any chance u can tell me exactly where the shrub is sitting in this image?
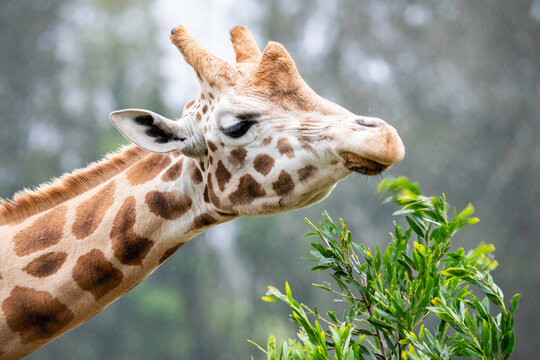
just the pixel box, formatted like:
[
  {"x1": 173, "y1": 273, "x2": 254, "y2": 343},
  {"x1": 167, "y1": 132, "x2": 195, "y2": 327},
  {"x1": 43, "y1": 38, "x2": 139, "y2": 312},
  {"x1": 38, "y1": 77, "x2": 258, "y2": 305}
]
[{"x1": 252, "y1": 177, "x2": 519, "y2": 360}]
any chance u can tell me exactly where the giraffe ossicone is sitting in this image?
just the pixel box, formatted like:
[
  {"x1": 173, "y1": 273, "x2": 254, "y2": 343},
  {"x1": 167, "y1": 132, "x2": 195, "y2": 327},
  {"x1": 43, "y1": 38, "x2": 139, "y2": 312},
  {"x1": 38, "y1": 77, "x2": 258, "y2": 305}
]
[{"x1": 0, "y1": 25, "x2": 404, "y2": 359}]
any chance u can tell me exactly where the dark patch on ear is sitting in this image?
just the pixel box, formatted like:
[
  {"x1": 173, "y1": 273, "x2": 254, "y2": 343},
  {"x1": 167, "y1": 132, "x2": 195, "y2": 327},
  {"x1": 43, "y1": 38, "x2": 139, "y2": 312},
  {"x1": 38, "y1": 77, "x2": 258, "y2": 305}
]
[
  {"x1": 134, "y1": 115, "x2": 153, "y2": 126},
  {"x1": 135, "y1": 115, "x2": 185, "y2": 144},
  {"x1": 1, "y1": 286, "x2": 74, "y2": 344}
]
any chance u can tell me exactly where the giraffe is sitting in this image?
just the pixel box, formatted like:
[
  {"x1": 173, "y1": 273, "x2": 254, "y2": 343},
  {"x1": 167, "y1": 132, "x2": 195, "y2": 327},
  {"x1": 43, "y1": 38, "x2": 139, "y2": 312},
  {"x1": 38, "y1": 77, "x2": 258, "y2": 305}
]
[{"x1": 0, "y1": 25, "x2": 404, "y2": 359}]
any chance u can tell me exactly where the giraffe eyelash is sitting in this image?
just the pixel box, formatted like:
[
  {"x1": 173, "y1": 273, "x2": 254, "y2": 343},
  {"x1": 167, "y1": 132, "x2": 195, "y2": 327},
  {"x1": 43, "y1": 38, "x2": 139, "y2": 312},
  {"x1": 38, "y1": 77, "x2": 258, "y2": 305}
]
[
  {"x1": 218, "y1": 111, "x2": 260, "y2": 138},
  {"x1": 222, "y1": 120, "x2": 256, "y2": 138}
]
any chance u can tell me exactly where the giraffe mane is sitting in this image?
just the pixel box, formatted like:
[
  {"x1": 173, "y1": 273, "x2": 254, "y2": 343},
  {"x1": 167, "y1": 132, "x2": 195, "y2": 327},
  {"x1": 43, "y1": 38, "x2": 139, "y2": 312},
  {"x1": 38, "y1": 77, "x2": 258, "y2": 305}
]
[{"x1": 0, "y1": 145, "x2": 148, "y2": 225}]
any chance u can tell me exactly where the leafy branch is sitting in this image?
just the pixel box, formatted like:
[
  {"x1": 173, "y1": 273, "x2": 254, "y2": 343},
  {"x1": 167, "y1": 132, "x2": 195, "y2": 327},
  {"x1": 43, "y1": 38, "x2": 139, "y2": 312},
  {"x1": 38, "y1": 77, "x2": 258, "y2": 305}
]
[{"x1": 251, "y1": 176, "x2": 519, "y2": 360}]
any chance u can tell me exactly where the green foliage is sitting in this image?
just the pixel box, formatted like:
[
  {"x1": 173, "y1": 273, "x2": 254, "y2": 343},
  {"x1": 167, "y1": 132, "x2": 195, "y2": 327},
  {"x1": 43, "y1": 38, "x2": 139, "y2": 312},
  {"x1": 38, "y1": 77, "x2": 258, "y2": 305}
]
[{"x1": 252, "y1": 177, "x2": 519, "y2": 360}]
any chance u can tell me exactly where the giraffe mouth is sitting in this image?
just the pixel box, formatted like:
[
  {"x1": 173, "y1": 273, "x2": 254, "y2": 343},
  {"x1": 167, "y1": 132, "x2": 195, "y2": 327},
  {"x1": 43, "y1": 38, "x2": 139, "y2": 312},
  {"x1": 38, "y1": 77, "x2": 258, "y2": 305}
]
[{"x1": 341, "y1": 152, "x2": 389, "y2": 176}]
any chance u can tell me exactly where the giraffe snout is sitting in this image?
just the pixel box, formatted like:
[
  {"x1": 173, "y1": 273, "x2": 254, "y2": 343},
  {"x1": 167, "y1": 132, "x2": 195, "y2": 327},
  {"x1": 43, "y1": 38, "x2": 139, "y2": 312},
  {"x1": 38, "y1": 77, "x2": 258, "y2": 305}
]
[
  {"x1": 337, "y1": 117, "x2": 405, "y2": 175},
  {"x1": 354, "y1": 117, "x2": 384, "y2": 129}
]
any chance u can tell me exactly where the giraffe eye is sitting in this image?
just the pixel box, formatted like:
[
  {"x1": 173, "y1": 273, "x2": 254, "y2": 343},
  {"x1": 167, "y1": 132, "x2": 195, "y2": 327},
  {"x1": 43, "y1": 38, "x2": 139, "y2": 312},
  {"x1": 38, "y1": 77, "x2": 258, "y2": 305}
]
[{"x1": 222, "y1": 120, "x2": 255, "y2": 138}]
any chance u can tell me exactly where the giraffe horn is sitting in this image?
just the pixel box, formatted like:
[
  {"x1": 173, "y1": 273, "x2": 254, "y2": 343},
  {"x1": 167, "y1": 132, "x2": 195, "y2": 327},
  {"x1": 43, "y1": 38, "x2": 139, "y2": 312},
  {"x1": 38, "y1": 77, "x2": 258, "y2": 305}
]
[
  {"x1": 254, "y1": 41, "x2": 302, "y2": 86},
  {"x1": 230, "y1": 25, "x2": 262, "y2": 64},
  {"x1": 170, "y1": 26, "x2": 235, "y2": 87}
]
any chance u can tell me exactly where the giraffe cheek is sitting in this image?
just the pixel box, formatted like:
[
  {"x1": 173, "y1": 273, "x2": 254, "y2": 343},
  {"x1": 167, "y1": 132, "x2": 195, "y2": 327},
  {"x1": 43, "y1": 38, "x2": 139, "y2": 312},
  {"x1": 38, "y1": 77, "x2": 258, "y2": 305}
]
[
  {"x1": 228, "y1": 174, "x2": 267, "y2": 206},
  {"x1": 272, "y1": 171, "x2": 295, "y2": 196}
]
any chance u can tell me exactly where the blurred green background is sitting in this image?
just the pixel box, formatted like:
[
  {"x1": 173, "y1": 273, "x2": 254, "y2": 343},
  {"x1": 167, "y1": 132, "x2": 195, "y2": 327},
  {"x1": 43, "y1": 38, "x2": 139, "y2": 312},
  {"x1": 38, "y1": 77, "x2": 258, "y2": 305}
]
[{"x1": 1, "y1": 0, "x2": 538, "y2": 358}]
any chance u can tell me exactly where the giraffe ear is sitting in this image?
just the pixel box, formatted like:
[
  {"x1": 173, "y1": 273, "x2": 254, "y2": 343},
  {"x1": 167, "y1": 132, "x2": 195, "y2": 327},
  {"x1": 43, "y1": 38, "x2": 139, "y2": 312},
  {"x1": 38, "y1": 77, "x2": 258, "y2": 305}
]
[{"x1": 110, "y1": 109, "x2": 187, "y2": 154}]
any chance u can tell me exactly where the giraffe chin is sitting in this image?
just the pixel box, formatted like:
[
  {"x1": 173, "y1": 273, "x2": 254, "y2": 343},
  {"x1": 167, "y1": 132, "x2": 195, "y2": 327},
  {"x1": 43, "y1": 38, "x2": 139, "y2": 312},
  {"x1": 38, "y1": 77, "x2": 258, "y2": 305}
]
[{"x1": 341, "y1": 153, "x2": 390, "y2": 176}]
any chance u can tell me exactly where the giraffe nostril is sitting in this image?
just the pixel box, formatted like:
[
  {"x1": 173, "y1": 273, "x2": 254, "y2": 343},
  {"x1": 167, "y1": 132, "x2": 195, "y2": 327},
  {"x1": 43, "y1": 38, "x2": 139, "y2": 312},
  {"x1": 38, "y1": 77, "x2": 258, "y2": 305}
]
[{"x1": 355, "y1": 118, "x2": 380, "y2": 128}]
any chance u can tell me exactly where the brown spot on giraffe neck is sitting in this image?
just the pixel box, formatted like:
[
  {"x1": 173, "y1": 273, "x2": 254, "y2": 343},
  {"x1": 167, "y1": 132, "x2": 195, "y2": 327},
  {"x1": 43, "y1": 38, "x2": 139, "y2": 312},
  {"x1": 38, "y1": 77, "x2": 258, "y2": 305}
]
[
  {"x1": 206, "y1": 174, "x2": 221, "y2": 208},
  {"x1": 215, "y1": 161, "x2": 232, "y2": 191},
  {"x1": 2, "y1": 286, "x2": 74, "y2": 344},
  {"x1": 72, "y1": 182, "x2": 116, "y2": 240},
  {"x1": 298, "y1": 136, "x2": 319, "y2": 157},
  {"x1": 23, "y1": 252, "x2": 67, "y2": 278},
  {"x1": 185, "y1": 99, "x2": 196, "y2": 109},
  {"x1": 13, "y1": 205, "x2": 67, "y2": 257},
  {"x1": 228, "y1": 147, "x2": 247, "y2": 166},
  {"x1": 110, "y1": 196, "x2": 154, "y2": 266},
  {"x1": 261, "y1": 136, "x2": 273, "y2": 146},
  {"x1": 277, "y1": 138, "x2": 295, "y2": 158},
  {"x1": 159, "y1": 243, "x2": 185, "y2": 264},
  {"x1": 72, "y1": 249, "x2": 124, "y2": 300},
  {"x1": 253, "y1": 154, "x2": 275, "y2": 176},
  {"x1": 126, "y1": 154, "x2": 172, "y2": 186},
  {"x1": 189, "y1": 213, "x2": 218, "y2": 232},
  {"x1": 188, "y1": 160, "x2": 203, "y2": 184},
  {"x1": 272, "y1": 170, "x2": 295, "y2": 196},
  {"x1": 229, "y1": 174, "x2": 266, "y2": 205},
  {"x1": 161, "y1": 158, "x2": 183, "y2": 182},
  {"x1": 298, "y1": 165, "x2": 318, "y2": 182},
  {"x1": 145, "y1": 191, "x2": 192, "y2": 220},
  {"x1": 207, "y1": 140, "x2": 218, "y2": 152}
]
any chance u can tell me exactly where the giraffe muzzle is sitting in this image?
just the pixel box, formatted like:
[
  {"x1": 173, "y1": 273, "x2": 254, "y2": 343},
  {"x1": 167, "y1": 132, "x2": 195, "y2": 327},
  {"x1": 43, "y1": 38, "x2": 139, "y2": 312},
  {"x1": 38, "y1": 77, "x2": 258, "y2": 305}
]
[{"x1": 341, "y1": 152, "x2": 390, "y2": 176}]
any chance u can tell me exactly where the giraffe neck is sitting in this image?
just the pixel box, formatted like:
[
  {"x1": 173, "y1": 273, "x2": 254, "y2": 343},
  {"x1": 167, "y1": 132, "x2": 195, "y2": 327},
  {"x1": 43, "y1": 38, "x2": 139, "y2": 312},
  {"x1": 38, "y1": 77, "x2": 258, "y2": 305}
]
[{"x1": 0, "y1": 150, "x2": 232, "y2": 359}]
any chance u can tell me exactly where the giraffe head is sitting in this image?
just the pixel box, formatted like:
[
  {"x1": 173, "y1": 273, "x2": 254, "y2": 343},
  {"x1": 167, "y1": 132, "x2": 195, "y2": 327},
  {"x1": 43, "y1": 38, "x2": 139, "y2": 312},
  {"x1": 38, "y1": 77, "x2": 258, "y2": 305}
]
[{"x1": 111, "y1": 25, "x2": 404, "y2": 216}]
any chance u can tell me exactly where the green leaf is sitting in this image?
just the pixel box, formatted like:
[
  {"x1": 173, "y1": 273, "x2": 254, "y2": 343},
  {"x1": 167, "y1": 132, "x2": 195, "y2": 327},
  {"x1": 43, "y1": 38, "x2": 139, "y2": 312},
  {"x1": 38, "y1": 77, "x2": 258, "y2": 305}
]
[
  {"x1": 501, "y1": 331, "x2": 515, "y2": 356},
  {"x1": 510, "y1": 293, "x2": 521, "y2": 312},
  {"x1": 441, "y1": 267, "x2": 471, "y2": 278},
  {"x1": 406, "y1": 216, "x2": 425, "y2": 239}
]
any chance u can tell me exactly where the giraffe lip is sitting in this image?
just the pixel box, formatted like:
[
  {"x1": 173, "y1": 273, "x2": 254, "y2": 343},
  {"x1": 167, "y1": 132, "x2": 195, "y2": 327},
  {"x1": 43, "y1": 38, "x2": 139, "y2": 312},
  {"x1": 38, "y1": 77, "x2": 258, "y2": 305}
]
[{"x1": 341, "y1": 152, "x2": 389, "y2": 176}]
